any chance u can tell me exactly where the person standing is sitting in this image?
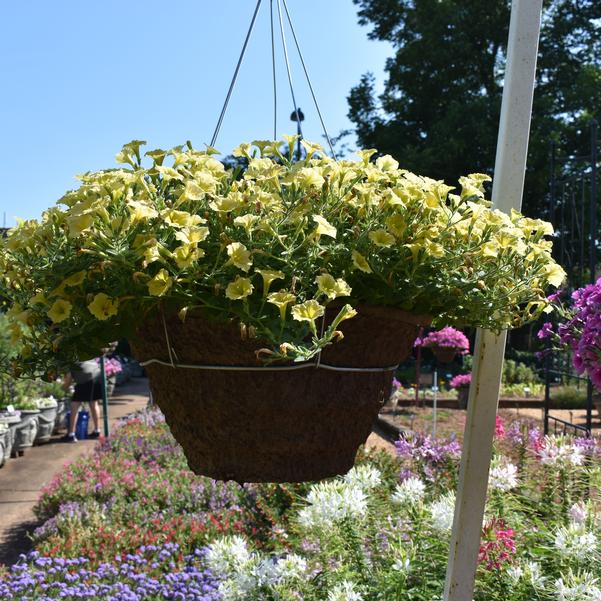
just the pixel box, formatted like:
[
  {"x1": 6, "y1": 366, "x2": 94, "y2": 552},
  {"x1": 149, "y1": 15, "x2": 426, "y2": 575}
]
[{"x1": 62, "y1": 359, "x2": 103, "y2": 442}]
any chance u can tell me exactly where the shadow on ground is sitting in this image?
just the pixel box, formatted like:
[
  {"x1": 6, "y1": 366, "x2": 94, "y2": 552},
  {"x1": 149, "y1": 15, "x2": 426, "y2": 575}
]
[{"x1": 0, "y1": 519, "x2": 39, "y2": 566}]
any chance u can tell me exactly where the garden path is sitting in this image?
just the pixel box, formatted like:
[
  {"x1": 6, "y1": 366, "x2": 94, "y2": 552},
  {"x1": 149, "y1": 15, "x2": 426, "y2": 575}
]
[{"x1": 0, "y1": 378, "x2": 150, "y2": 566}]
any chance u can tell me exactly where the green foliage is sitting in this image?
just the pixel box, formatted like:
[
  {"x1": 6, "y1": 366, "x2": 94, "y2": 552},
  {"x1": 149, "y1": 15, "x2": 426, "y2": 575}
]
[
  {"x1": 549, "y1": 385, "x2": 588, "y2": 409},
  {"x1": 348, "y1": 0, "x2": 601, "y2": 218}
]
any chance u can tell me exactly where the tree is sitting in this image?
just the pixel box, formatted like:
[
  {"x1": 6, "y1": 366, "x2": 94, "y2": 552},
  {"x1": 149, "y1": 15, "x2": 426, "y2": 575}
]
[{"x1": 348, "y1": 0, "x2": 601, "y2": 217}]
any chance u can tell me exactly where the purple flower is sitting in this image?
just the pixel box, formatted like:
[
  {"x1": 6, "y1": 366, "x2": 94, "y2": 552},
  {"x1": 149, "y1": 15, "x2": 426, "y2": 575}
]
[{"x1": 537, "y1": 322, "x2": 553, "y2": 340}]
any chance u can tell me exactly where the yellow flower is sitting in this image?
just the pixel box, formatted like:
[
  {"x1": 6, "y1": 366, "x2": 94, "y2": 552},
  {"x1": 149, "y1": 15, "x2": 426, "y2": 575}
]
[
  {"x1": 352, "y1": 250, "x2": 372, "y2": 273},
  {"x1": 148, "y1": 269, "x2": 173, "y2": 297},
  {"x1": 267, "y1": 290, "x2": 296, "y2": 320},
  {"x1": 375, "y1": 155, "x2": 399, "y2": 172},
  {"x1": 128, "y1": 200, "x2": 158, "y2": 222},
  {"x1": 234, "y1": 214, "x2": 260, "y2": 234},
  {"x1": 47, "y1": 299, "x2": 72, "y2": 323},
  {"x1": 143, "y1": 244, "x2": 162, "y2": 266},
  {"x1": 175, "y1": 226, "x2": 209, "y2": 245},
  {"x1": 87, "y1": 293, "x2": 119, "y2": 320},
  {"x1": 162, "y1": 209, "x2": 204, "y2": 228},
  {"x1": 291, "y1": 300, "x2": 325, "y2": 325},
  {"x1": 369, "y1": 229, "x2": 395, "y2": 247},
  {"x1": 545, "y1": 263, "x2": 567, "y2": 288},
  {"x1": 66, "y1": 213, "x2": 94, "y2": 237},
  {"x1": 174, "y1": 244, "x2": 205, "y2": 269},
  {"x1": 296, "y1": 167, "x2": 325, "y2": 189},
  {"x1": 30, "y1": 291, "x2": 47, "y2": 305},
  {"x1": 227, "y1": 242, "x2": 252, "y2": 272},
  {"x1": 315, "y1": 273, "x2": 352, "y2": 299},
  {"x1": 225, "y1": 276, "x2": 254, "y2": 300},
  {"x1": 63, "y1": 271, "x2": 86, "y2": 287},
  {"x1": 256, "y1": 269, "x2": 284, "y2": 297},
  {"x1": 209, "y1": 193, "x2": 245, "y2": 213},
  {"x1": 386, "y1": 214, "x2": 406, "y2": 237},
  {"x1": 312, "y1": 215, "x2": 337, "y2": 239}
]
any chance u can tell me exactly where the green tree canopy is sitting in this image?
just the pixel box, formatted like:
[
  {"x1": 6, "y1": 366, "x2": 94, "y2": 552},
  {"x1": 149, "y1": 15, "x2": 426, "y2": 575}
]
[{"x1": 348, "y1": 0, "x2": 600, "y2": 216}]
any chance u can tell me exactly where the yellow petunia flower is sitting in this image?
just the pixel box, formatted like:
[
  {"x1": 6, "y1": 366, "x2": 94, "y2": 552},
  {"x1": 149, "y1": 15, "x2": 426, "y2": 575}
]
[
  {"x1": 47, "y1": 299, "x2": 72, "y2": 323},
  {"x1": 315, "y1": 273, "x2": 352, "y2": 299},
  {"x1": 545, "y1": 263, "x2": 567, "y2": 288},
  {"x1": 291, "y1": 300, "x2": 325, "y2": 325},
  {"x1": 128, "y1": 200, "x2": 158, "y2": 222},
  {"x1": 174, "y1": 244, "x2": 205, "y2": 269},
  {"x1": 87, "y1": 293, "x2": 119, "y2": 321},
  {"x1": 352, "y1": 250, "x2": 372, "y2": 274},
  {"x1": 63, "y1": 271, "x2": 86, "y2": 287},
  {"x1": 369, "y1": 230, "x2": 396, "y2": 248},
  {"x1": 162, "y1": 209, "x2": 204, "y2": 229},
  {"x1": 66, "y1": 213, "x2": 94, "y2": 237},
  {"x1": 148, "y1": 269, "x2": 173, "y2": 297},
  {"x1": 225, "y1": 276, "x2": 254, "y2": 301},
  {"x1": 175, "y1": 226, "x2": 209, "y2": 246},
  {"x1": 312, "y1": 215, "x2": 337, "y2": 239},
  {"x1": 234, "y1": 214, "x2": 260, "y2": 234},
  {"x1": 375, "y1": 155, "x2": 399, "y2": 172},
  {"x1": 226, "y1": 242, "x2": 252, "y2": 272},
  {"x1": 256, "y1": 269, "x2": 284, "y2": 297},
  {"x1": 267, "y1": 290, "x2": 296, "y2": 321}
]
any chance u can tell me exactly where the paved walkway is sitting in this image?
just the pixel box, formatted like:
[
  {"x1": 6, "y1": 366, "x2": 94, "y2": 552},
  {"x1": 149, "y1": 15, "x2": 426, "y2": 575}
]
[{"x1": 0, "y1": 377, "x2": 150, "y2": 566}]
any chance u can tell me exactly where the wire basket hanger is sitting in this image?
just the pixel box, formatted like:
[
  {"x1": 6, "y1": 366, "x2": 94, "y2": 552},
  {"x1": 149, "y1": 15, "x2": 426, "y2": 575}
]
[{"x1": 210, "y1": 0, "x2": 337, "y2": 159}]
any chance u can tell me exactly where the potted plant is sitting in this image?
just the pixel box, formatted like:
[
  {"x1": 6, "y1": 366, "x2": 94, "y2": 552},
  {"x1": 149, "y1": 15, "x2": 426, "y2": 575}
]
[
  {"x1": 0, "y1": 421, "x2": 10, "y2": 467},
  {"x1": 10, "y1": 399, "x2": 40, "y2": 456},
  {"x1": 0, "y1": 408, "x2": 20, "y2": 461},
  {"x1": 540, "y1": 281, "x2": 601, "y2": 419},
  {"x1": 33, "y1": 396, "x2": 59, "y2": 443},
  {"x1": 97, "y1": 357, "x2": 123, "y2": 397},
  {"x1": 417, "y1": 326, "x2": 470, "y2": 363},
  {"x1": 450, "y1": 373, "x2": 472, "y2": 409},
  {"x1": 0, "y1": 138, "x2": 565, "y2": 481}
]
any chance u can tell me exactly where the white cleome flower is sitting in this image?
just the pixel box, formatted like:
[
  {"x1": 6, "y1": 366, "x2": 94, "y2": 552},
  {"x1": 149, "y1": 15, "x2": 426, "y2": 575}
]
[
  {"x1": 488, "y1": 462, "x2": 518, "y2": 492},
  {"x1": 327, "y1": 580, "x2": 364, "y2": 601},
  {"x1": 298, "y1": 481, "x2": 367, "y2": 530},
  {"x1": 343, "y1": 464, "x2": 382, "y2": 491},
  {"x1": 391, "y1": 477, "x2": 426, "y2": 506},
  {"x1": 206, "y1": 535, "x2": 251, "y2": 576},
  {"x1": 539, "y1": 437, "x2": 585, "y2": 467},
  {"x1": 554, "y1": 524, "x2": 598, "y2": 561},
  {"x1": 429, "y1": 493, "x2": 456, "y2": 534},
  {"x1": 525, "y1": 561, "x2": 547, "y2": 589},
  {"x1": 569, "y1": 501, "x2": 588, "y2": 526},
  {"x1": 555, "y1": 572, "x2": 601, "y2": 601},
  {"x1": 273, "y1": 553, "x2": 307, "y2": 581}
]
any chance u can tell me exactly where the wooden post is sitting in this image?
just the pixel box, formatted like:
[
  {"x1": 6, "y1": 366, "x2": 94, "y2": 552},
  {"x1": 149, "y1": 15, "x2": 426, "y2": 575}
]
[{"x1": 443, "y1": 1, "x2": 543, "y2": 599}]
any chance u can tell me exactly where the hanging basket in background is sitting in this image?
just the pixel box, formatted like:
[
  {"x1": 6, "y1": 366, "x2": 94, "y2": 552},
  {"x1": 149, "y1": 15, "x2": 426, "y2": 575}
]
[
  {"x1": 431, "y1": 346, "x2": 459, "y2": 364},
  {"x1": 132, "y1": 305, "x2": 430, "y2": 483}
]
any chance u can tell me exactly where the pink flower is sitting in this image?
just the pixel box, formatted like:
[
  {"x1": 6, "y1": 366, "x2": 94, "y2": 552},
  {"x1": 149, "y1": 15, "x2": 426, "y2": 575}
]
[{"x1": 495, "y1": 416, "x2": 505, "y2": 439}]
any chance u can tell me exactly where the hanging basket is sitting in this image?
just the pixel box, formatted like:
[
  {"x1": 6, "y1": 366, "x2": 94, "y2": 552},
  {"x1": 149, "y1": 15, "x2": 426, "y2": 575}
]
[
  {"x1": 431, "y1": 346, "x2": 459, "y2": 363},
  {"x1": 131, "y1": 305, "x2": 430, "y2": 483}
]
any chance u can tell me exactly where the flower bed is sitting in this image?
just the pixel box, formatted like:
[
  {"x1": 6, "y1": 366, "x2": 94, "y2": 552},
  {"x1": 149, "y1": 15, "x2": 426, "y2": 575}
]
[{"x1": 1, "y1": 410, "x2": 600, "y2": 600}]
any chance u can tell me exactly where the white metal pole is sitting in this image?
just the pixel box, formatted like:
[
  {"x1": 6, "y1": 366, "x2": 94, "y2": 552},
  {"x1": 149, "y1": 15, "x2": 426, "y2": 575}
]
[{"x1": 443, "y1": 2, "x2": 543, "y2": 600}]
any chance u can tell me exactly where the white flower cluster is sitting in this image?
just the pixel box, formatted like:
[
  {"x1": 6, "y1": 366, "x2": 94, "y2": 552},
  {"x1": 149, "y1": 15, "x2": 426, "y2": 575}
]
[
  {"x1": 206, "y1": 536, "x2": 307, "y2": 600},
  {"x1": 555, "y1": 571, "x2": 601, "y2": 601},
  {"x1": 488, "y1": 461, "x2": 518, "y2": 492},
  {"x1": 429, "y1": 493, "x2": 456, "y2": 533},
  {"x1": 507, "y1": 561, "x2": 546, "y2": 589},
  {"x1": 539, "y1": 436, "x2": 585, "y2": 467},
  {"x1": 327, "y1": 580, "x2": 364, "y2": 601},
  {"x1": 391, "y1": 476, "x2": 426, "y2": 506},
  {"x1": 569, "y1": 502, "x2": 588, "y2": 526},
  {"x1": 298, "y1": 480, "x2": 368, "y2": 530},
  {"x1": 554, "y1": 524, "x2": 598, "y2": 562},
  {"x1": 343, "y1": 465, "x2": 382, "y2": 491}
]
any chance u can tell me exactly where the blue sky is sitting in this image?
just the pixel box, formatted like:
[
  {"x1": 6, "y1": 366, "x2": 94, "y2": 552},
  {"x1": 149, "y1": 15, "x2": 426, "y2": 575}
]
[{"x1": 0, "y1": 1, "x2": 392, "y2": 226}]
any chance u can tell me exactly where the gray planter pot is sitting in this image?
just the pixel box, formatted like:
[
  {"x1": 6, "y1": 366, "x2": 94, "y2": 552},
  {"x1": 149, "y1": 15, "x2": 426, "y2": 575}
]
[
  {"x1": 35, "y1": 406, "x2": 59, "y2": 444},
  {"x1": 12, "y1": 410, "x2": 40, "y2": 457},
  {"x1": 53, "y1": 399, "x2": 70, "y2": 434},
  {"x1": 0, "y1": 427, "x2": 10, "y2": 467},
  {"x1": 0, "y1": 414, "x2": 20, "y2": 461}
]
